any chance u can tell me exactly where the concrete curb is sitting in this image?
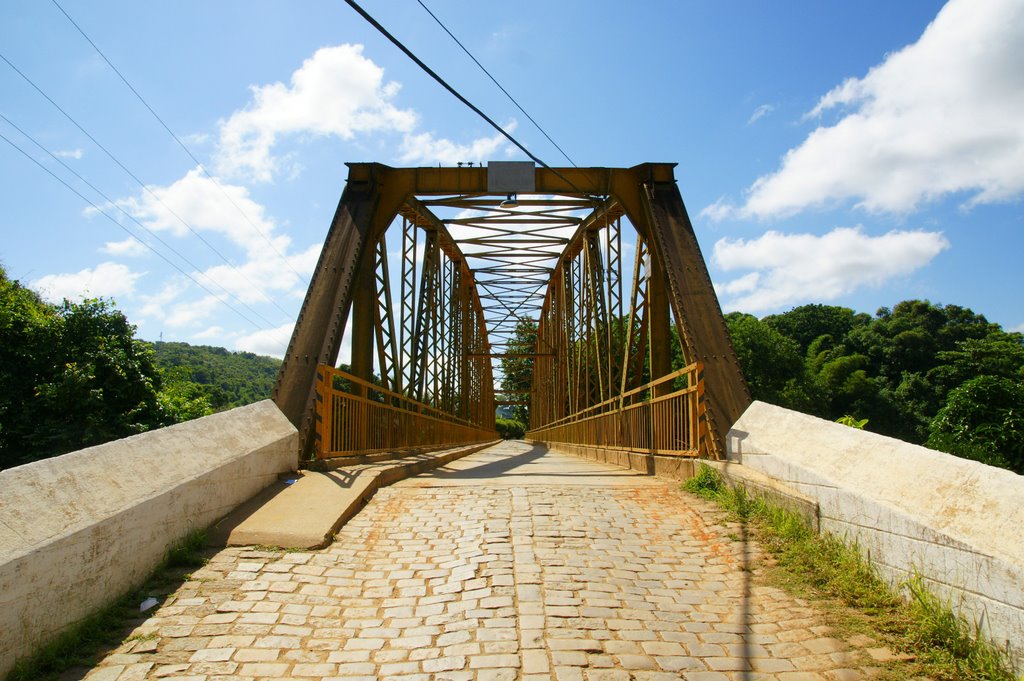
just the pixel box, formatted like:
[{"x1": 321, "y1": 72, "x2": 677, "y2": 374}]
[
  {"x1": 222, "y1": 440, "x2": 501, "y2": 549},
  {"x1": 701, "y1": 459, "x2": 820, "y2": 532},
  {"x1": 531, "y1": 441, "x2": 819, "y2": 530}
]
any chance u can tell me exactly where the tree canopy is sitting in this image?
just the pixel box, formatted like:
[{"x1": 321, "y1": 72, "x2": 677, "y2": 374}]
[
  {"x1": 151, "y1": 341, "x2": 280, "y2": 410},
  {"x1": 498, "y1": 319, "x2": 537, "y2": 431},
  {"x1": 728, "y1": 301, "x2": 1024, "y2": 474},
  {"x1": 5, "y1": 257, "x2": 1021, "y2": 477},
  {"x1": 0, "y1": 266, "x2": 281, "y2": 470},
  {"x1": 1, "y1": 267, "x2": 171, "y2": 469}
]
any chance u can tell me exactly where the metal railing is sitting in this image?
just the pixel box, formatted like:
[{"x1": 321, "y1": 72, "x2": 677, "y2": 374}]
[
  {"x1": 314, "y1": 365, "x2": 497, "y2": 459},
  {"x1": 527, "y1": 362, "x2": 705, "y2": 455}
]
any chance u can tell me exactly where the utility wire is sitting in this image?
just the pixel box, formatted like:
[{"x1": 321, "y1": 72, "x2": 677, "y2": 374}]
[
  {"x1": 0, "y1": 50, "x2": 295, "y2": 321},
  {"x1": 343, "y1": 0, "x2": 594, "y2": 199},
  {"x1": 415, "y1": 0, "x2": 577, "y2": 168},
  {"x1": 49, "y1": 0, "x2": 305, "y2": 281},
  {"x1": 0, "y1": 128, "x2": 266, "y2": 330},
  {"x1": 0, "y1": 111, "x2": 282, "y2": 330}
]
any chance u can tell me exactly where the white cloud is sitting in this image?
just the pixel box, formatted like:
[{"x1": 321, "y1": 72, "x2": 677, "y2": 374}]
[
  {"x1": 713, "y1": 226, "x2": 949, "y2": 313},
  {"x1": 164, "y1": 295, "x2": 222, "y2": 328},
  {"x1": 113, "y1": 168, "x2": 319, "y2": 307},
  {"x1": 100, "y1": 238, "x2": 148, "y2": 257},
  {"x1": 399, "y1": 126, "x2": 511, "y2": 166},
  {"x1": 1011, "y1": 322, "x2": 1024, "y2": 334},
  {"x1": 31, "y1": 262, "x2": 143, "y2": 303},
  {"x1": 747, "y1": 104, "x2": 774, "y2": 125},
  {"x1": 54, "y1": 148, "x2": 83, "y2": 159},
  {"x1": 216, "y1": 44, "x2": 416, "y2": 181},
  {"x1": 116, "y1": 167, "x2": 281, "y2": 253},
  {"x1": 138, "y1": 279, "x2": 188, "y2": 320},
  {"x1": 699, "y1": 197, "x2": 735, "y2": 222},
  {"x1": 714, "y1": 271, "x2": 760, "y2": 297},
  {"x1": 183, "y1": 133, "x2": 210, "y2": 146},
  {"x1": 717, "y1": 0, "x2": 1024, "y2": 219},
  {"x1": 192, "y1": 325, "x2": 225, "y2": 340},
  {"x1": 235, "y1": 323, "x2": 294, "y2": 359}
]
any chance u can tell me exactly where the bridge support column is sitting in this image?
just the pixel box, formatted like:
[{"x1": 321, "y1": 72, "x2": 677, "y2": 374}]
[
  {"x1": 648, "y1": 255, "x2": 674, "y2": 399},
  {"x1": 350, "y1": 262, "x2": 376, "y2": 394},
  {"x1": 273, "y1": 165, "x2": 405, "y2": 457},
  {"x1": 622, "y1": 164, "x2": 750, "y2": 455}
]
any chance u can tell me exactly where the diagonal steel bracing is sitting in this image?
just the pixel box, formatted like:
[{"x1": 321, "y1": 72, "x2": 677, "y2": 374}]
[{"x1": 274, "y1": 163, "x2": 749, "y2": 459}]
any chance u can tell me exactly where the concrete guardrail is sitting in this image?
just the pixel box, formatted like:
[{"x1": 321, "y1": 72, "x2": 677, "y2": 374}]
[
  {"x1": 728, "y1": 400, "x2": 1024, "y2": 666},
  {"x1": 0, "y1": 400, "x2": 297, "y2": 676}
]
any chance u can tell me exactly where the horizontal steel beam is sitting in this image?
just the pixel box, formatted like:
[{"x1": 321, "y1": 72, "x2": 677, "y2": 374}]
[
  {"x1": 344, "y1": 162, "x2": 678, "y2": 199},
  {"x1": 467, "y1": 353, "x2": 554, "y2": 358}
]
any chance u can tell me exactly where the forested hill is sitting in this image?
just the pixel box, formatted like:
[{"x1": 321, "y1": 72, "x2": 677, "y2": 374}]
[
  {"x1": 4, "y1": 259, "x2": 1022, "y2": 475},
  {"x1": 151, "y1": 341, "x2": 280, "y2": 410},
  {"x1": 725, "y1": 301, "x2": 1024, "y2": 474}
]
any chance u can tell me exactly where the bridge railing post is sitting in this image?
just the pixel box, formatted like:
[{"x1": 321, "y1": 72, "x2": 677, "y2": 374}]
[{"x1": 314, "y1": 365, "x2": 332, "y2": 459}]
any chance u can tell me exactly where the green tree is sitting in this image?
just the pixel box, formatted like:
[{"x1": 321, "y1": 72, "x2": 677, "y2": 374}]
[
  {"x1": 927, "y1": 376, "x2": 1024, "y2": 473},
  {"x1": 849, "y1": 300, "x2": 998, "y2": 384},
  {"x1": 0, "y1": 265, "x2": 203, "y2": 470},
  {"x1": 725, "y1": 312, "x2": 816, "y2": 410},
  {"x1": 495, "y1": 417, "x2": 526, "y2": 439},
  {"x1": 927, "y1": 333, "x2": 1024, "y2": 395},
  {"x1": 30, "y1": 298, "x2": 168, "y2": 460},
  {"x1": 151, "y1": 341, "x2": 280, "y2": 408},
  {"x1": 0, "y1": 269, "x2": 57, "y2": 466},
  {"x1": 157, "y1": 366, "x2": 216, "y2": 421},
  {"x1": 763, "y1": 304, "x2": 870, "y2": 355},
  {"x1": 716, "y1": 296, "x2": 1024, "y2": 471},
  {"x1": 499, "y1": 319, "x2": 537, "y2": 424}
]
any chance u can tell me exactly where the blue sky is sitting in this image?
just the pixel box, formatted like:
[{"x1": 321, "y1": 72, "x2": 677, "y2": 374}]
[{"x1": 2, "y1": 0, "x2": 1022, "y2": 359}]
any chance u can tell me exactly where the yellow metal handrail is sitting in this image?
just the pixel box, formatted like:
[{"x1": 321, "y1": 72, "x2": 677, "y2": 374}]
[
  {"x1": 527, "y1": 362, "x2": 706, "y2": 456},
  {"x1": 314, "y1": 365, "x2": 497, "y2": 459}
]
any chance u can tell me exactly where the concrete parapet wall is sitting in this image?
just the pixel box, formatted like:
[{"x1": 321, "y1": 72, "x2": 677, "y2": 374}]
[
  {"x1": 0, "y1": 400, "x2": 297, "y2": 676},
  {"x1": 729, "y1": 401, "x2": 1024, "y2": 664}
]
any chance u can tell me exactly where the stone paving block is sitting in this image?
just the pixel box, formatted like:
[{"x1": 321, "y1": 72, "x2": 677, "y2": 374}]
[
  {"x1": 80, "y1": 443, "x2": 913, "y2": 681},
  {"x1": 680, "y1": 672, "x2": 730, "y2": 681}
]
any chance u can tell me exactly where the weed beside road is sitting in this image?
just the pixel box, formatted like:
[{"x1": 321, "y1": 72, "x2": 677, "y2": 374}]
[{"x1": 683, "y1": 464, "x2": 1019, "y2": 681}]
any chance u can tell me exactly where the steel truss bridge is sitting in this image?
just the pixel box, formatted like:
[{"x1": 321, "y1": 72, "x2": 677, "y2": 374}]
[{"x1": 272, "y1": 162, "x2": 750, "y2": 461}]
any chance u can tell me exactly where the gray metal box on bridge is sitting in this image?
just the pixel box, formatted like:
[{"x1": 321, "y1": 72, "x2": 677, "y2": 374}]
[{"x1": 487, "y1": 161, "x2": 535, "y2": 193}]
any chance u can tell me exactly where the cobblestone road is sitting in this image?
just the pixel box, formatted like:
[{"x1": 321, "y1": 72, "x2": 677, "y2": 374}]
[{"x1": 87, "y1": 441, "x2": 895, "y2": 680}]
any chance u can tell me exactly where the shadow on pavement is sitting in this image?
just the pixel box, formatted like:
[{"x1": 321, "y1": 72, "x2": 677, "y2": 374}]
[{"x1": 428, "y1": 440, "x2": 550, "y2": 479}]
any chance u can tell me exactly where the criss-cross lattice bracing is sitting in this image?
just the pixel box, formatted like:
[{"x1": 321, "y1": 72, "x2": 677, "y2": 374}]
[
  {"x1": 307, "y1": 200, "x2": 496, "y2": 458},
  {"x1": 528, "y1": 211, "x2": 711, "y2": 455},
  {"x1": 274, "y1": 163, "x2": 750, "y2": 460}
]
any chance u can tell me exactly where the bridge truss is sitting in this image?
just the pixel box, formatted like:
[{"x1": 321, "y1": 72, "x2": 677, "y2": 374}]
[{"x1": 273, "y1": 163, "x2": 750, "y2": 460}]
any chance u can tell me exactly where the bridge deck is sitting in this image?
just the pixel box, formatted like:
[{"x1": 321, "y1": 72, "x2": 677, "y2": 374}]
[{"x1": 87, "y1": 442, "x2": 892, "y2": 680}]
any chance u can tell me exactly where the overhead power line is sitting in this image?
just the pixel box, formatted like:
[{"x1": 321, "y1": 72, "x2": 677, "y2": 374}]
[
  {"x1": 0, "y1": 111, "x2": 285, "y2": 329},
  {"x1": 343, "y1": 0, "x2": 594, "y2": 199},
  {"x1": 415, "y1": 0, "x2": 577, "y2": 168},
  {"x1": 0, "y1": 50, "x2": 294, "y2": 322},
  {"x1": 49, "y1": 0, "x2": 305, "y2": 282},
  {"x1": 0, "y1": 128, "x2": 265, "y2": 330}
]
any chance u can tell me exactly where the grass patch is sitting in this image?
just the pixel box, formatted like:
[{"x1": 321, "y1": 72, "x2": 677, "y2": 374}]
[
  {"x1": 166, "y1": 529, "x2": 208, "y2": 567},
  {"x1": 7, "y1": 529, "x2": 209, "y2": 681},
  {"x1": 683, "y1": 464, "x2": 1019, "y2": 681},
  {"x1": 250, "y1": 544, "x2": 308, "y2": 553}
]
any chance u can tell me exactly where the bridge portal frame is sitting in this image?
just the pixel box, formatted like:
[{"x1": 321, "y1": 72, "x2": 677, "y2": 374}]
[{"x1": 273, "y1": 162, "x2": 750, "y2": 457}]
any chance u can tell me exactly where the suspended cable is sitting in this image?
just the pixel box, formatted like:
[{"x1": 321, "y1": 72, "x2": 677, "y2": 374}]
[
  {"x1": 0, "y1": 50, "x2": 296, "y2": 321},
  {"x1": 0, "y1": 128, "x2": 266, "y2": 330},
  {"x1": 415, "y1": 0, "x2": 577, "y2": 168},
  {"x1": 48, "y1": 0, "x2": 306, "y2": 281},
  {"x1": 0, "y1": 111, "x2": 286, "y2": 330},
  {"x1": 342, "y1": 0, "x2": 594, "y2": 199}
]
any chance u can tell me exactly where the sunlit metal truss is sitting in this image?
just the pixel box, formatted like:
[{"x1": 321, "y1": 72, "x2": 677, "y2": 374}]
[{"x1": 274, "y1": 163, "x2": 751, "y2": 458}]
